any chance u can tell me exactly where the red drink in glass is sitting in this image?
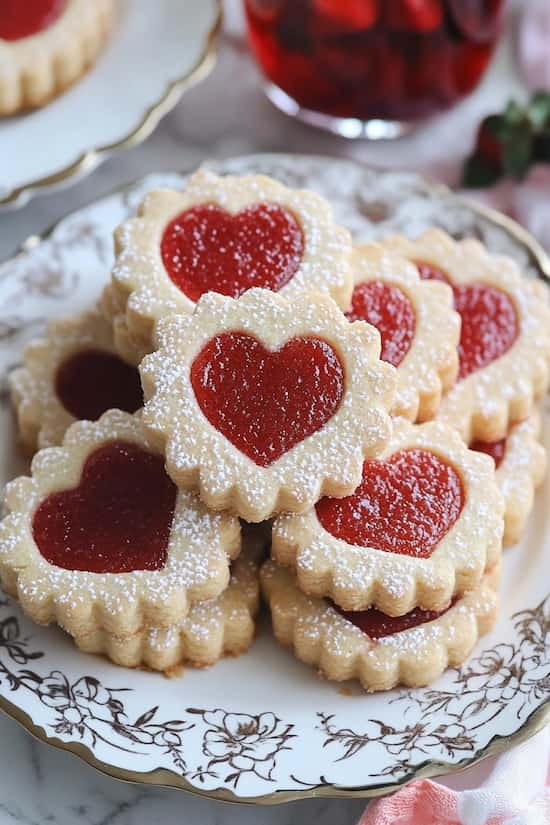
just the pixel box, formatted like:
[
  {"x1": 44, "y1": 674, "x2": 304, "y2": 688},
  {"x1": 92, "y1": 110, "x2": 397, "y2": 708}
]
[{"x1": 244, "y1": 0, "x2": 504, "y2": 138}]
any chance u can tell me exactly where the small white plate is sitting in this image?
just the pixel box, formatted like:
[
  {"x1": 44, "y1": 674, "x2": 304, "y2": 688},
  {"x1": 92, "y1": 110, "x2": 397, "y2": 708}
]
[
  {"x1": 0, "y1": 155, "x2": 548, "y2": 804},
  {"x1": 0, "y1": 0, "x2": 220, "y2": 209}
]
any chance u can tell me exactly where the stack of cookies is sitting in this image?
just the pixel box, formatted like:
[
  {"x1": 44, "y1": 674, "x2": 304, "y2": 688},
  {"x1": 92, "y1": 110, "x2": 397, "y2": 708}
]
[{"x1": 2, "y1": 169, "x2": 549, "y2": 691}]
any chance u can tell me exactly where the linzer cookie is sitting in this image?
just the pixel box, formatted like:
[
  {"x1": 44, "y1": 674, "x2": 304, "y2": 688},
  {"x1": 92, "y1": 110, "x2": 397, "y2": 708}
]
[
  {"x1": 10, "y1": 311, "x2": 143, "y2": 453},
  {"x1": 99, "y1": 285, "x2": 151, "y2": 366},
  {"x1": 470, "y1": 411, "x2": 547, "y2": 546},
  {"x1": 0, "y1": 0, "x2": 113, "y2": 115},
  {"x1": 71, "y1": 523, "x2": 267, "y2": 671},
  {"x1": 348, "y1": 244, "x2": 459, "y2": 421},
  {"x1": 0, "y1": 410, "x2": 241, "y2": 639},
  {"x1": 261, "y1": 559, "x2": 499, "y2": 692},
  {"x1": 272, "y1": 417, "x2": 503, "y2": 615},
  {"x1": 140, "y1": 288, "x2": 396, "y2": 522},
  {"x1": 382, "y1": 229, "x2": 550, "y2": 442},
  {"x1": 107, "y1": 169, "x2": 353, "y2": 357}
]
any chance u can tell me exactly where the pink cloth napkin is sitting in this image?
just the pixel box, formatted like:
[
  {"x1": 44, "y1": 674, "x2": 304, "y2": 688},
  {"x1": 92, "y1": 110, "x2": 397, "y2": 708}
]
[{"x1": 358, "y1": 728, "x2": 550, "y2": 825}]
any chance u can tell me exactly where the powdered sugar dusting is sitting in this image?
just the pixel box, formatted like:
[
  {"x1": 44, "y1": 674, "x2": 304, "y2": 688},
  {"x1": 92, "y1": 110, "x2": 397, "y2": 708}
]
[
  {"x1": 111, "y1": 169, "x2": 354, "y2": 347},
  {"x1": 262, "y1": 560, "x2": 498, "y2": 690},
  {"x1": 382, "y1": 230, "x2": 550, "y2": 440},
  {"x1": 272, "y1": 417, "x2": 504, "y2": 613},
  {"x1": 141, "y1": 288, "x2": 396, "y2": 521},
  {"x1": 0, "y1": 410, "x2": 240, "y2": 637}
]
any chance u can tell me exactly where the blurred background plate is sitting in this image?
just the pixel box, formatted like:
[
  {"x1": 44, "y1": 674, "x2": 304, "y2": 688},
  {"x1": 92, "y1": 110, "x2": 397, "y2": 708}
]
[{"x1": 0, "y1": 0, "x2": 221, "y2": 209}]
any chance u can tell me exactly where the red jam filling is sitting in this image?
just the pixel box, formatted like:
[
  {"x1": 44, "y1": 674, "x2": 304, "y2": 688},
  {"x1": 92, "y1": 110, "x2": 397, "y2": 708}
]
[
  {"x1": 316, "y1": 448, "x2": 464, "y2": 558},
  {"x1": 0, "y1": 0, "x2": 66, "y2": 41},
  {"x1": 55, "y1": 349, "x2": 143, "y2": 421},
  {"x1": 190, "y1": 332, "x2": 345, "y2": 467},
  {"x1": 335, "y1": 599, "x2": 455, "y2": 640},
  {"x1": 345, "y1": 281, "x2": 415, "y2": 367},
  {"x1": 32, "y1": 442, "x2": 176, "y2": 574},
  {"x1": 414, "y1": 260, "x2": 451, "y2": 285},
  {"x1": 160, "y1": 203, "x2": 304, "y2": 302},
  {"x1": 415, "y1": 261, "x2": 519, "y2": 380},
  {"x1": 453, "y1": 284, "x2": 518, "y2": 380},
  {"x1": 470, "y1": 437, "x2": 506, "y2": 468}
]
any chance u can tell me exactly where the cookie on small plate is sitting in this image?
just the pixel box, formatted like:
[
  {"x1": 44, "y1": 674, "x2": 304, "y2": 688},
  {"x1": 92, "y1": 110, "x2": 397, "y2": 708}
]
[{"x1": 0, "y1": 0, "x2": 113, "y2": 115}]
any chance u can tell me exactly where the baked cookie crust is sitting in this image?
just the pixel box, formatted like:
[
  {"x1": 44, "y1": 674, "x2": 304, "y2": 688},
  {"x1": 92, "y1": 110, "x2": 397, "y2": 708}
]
[
  {"x1": 140, "y1": 288, "x2": 396, "y2": 522},
  {"x1": 0, "y1": 0, "x2": 112, "y2": 116},
  {"x1": 272, "y1": 417, "x2": 503, "y2": 615}
]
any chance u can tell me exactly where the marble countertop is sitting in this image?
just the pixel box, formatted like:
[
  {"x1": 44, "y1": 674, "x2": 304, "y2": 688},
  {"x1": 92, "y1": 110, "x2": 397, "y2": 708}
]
[{"x1": 0, "y1": 3, "x2": 529, "y2": 824}]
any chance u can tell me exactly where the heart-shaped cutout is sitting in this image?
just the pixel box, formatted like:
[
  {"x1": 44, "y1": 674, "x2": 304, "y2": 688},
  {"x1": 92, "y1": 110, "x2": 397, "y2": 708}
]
[
  {"x1": 160, "y1": 203, "x2": 304, "y2": 302},
  {"x1": 191, "y1": 332, "x2": 345, "y2": 466},
  {"x1": 33, "y1": 441, "x2": 177, "y2": 573},
  {"x1": 316, "y1": 448, "x2": 464, "y2": 558},
  {"x1": 345, "y1": 280, "x2": 416, "y2": 367},
  {"x1": 335, "y1": 599, "x2": 455, "y2": 639},
  {"x1": 0, "y1": 0, "x2": 66, "y2": 41},
  {"x1": 55, "y1": 349, "x2": 143, "y2": 421},
  {"x1": 415, "y1": 262, "x2": 518, "y2": 380},
  {"x1": 453, "y1": 284, "x2": 518, "y2": 380}
]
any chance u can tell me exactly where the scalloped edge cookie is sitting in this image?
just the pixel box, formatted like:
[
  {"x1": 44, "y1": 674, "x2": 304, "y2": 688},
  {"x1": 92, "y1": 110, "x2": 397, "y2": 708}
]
[
  {"x1": 9, "y1": 310, "x2": 142, "y2": 453},
  {"x1": 140, "y1": 288, "x2": 396, "y2": 522},
  {"x1": 272, "y1": 417, "x2": 504, "y2": 615},
  {"x1": 0, "y1": 410, "x2": 241, "y2": 638},
  {"x1": 70, "y1": 525, "x2": 267, "y2": 671},
  {"x1": 381, "y1": 229, "x2": 550, "y2": 442},
  {"x1": 98, "y1": 284, "x2": 151, "y2": 366},
  {"x1": 349, "y1": 243, "x2": 459, "y2": 421},
  {"x1": 470, "y1": 411, "x2": 547, "y2": 546},
  {"x1": 261, "y1": 559, "x2": 499, "y2": 692},
  {"x1": 0, "y1": 0, "x2": 112, "y2": 116},
  {"x1": 109, "y1": 168, "x2": 353, "y2": 350}
]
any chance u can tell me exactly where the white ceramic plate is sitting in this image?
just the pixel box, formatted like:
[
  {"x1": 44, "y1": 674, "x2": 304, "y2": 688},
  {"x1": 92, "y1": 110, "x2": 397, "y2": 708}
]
[
  {"x1": 0, "y1": 155, "x2": 549, "y2": 804},
  {"x1": 0, "y1": 0, "x2": 220, "y2": 209}
]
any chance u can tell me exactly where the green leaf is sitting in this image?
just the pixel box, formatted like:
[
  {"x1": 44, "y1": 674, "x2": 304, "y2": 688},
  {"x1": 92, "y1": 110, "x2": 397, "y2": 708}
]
[
  {"x1": 483, "y1": 114, "x2": 511, "y2": 142},
  {"x1": 504, "y1": 99, "x2": 525, "y2": 125},
  {"x1": 462, "y1": 154, "x2": 502, "y2": 188},
  {"x1": 534, "y1": 132, "x2": 550, "y2": 163},
  {"x1": 528, "y1": 91, "x2": 550, "y2": 130},
  {"x1": 502, "y1": 129, "x2": 534, "y2": 179}
]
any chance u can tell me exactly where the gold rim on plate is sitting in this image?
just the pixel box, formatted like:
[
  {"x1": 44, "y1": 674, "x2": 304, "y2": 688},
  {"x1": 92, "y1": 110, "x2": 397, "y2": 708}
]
[{"x1": 0, "y1": 0, "x2": 222, "y2": 208}]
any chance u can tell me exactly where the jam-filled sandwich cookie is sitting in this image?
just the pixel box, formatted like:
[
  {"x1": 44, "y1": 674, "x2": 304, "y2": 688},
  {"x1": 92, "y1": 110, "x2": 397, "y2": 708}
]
[
  {"x1": 348, "y1": 244, "x2": 460, "y2": 421},
  {"x1": 381, "y1": 229, "x2": 550, "y2": 442},
  {"x1": 272, "y1": 417, "x2": 504, "y2": 616},
  {"x1": 140, "y1": 288, "x2": 396, "y2": 522},
  {"x1": 99, "y1": 284, "x2": 151, "y2": 366},
  {"x1": 10, "y1": 311, "x2": 143, "y2": 453},
  {"x1": 261, "y1": 560, "x2": 499, "y2": 692},
  {"x1": 0, "y1": 0, "x2": 113, "y2": 116},
  {"x1": 470, "y1": 411, "x2": 547, "y2": 546},
  {"x1": 107, "y1": 169, "x2": 354, "y2": 358},
  {"x1": 71, "y1": 523, "x2": 266, "y2": 671},
  {"x1": 0, "y1": 410, "x2": 241, "y2": 639}
]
